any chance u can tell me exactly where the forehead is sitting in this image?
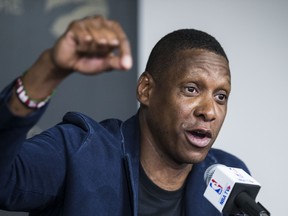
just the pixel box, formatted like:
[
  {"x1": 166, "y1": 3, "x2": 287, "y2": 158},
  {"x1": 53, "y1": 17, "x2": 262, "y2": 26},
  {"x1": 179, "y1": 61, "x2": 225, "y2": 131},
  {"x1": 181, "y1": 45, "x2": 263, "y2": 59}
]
[{"x1": 168, "y1": 49, "x2": 231, "y2": 82}]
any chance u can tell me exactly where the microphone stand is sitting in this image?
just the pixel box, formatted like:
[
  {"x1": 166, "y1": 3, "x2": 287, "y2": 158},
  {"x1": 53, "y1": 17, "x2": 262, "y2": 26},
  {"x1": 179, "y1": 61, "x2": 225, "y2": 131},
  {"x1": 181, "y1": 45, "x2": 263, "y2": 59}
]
[{"x1": 235, "y1": 192, "x2": 270, "y2": 216}]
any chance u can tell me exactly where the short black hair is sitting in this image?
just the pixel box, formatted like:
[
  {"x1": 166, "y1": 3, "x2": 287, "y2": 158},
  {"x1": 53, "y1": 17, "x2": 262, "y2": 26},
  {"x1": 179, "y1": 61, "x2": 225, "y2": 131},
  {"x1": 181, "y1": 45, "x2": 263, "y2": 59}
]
[{"x1": 145, "y1": 29, "x2": 228, "y2": 81}]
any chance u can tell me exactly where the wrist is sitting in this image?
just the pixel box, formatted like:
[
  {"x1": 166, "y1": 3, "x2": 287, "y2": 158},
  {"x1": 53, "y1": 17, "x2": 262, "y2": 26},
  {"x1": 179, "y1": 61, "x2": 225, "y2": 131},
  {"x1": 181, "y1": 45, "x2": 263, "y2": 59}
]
[
  {"x1": 22, "y1": 50, "x2": 70, "y2": 100},
  {"x1": 8, "y1": 49, "x2": 71, "y2": 116},
  {"x1": 15, "y1": 76, "x2": 54, "y2": 109}
]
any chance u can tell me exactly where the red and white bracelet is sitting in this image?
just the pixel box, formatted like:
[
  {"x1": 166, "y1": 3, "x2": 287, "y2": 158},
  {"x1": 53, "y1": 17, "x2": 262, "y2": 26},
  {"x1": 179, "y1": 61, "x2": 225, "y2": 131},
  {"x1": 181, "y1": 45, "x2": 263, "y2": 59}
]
[{"x1": 15, "y1": 77, "x2": 52, "y2": 109}]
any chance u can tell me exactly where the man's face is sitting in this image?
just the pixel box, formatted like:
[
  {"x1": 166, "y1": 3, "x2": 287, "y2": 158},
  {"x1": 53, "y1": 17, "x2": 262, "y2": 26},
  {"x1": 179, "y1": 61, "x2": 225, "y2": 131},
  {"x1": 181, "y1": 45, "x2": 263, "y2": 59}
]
[{"x1": 144, "y1": 49, "x2": 231, "y2": 165}]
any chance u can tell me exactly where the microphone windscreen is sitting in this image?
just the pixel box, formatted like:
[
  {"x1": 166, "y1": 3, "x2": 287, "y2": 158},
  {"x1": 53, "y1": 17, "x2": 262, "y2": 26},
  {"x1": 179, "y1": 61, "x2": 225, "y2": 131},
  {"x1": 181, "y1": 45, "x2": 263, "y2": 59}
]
[{"x1": 204, "y1": 164, "x2": 224, "y2": 185}]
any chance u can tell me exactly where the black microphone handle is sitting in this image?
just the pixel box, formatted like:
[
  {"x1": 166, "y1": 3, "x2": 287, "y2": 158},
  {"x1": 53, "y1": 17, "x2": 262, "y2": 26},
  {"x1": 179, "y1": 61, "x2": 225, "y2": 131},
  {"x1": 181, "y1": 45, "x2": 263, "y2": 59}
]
[{"x1": 235, "y1": 192, "x2": 270, "y2": 216}]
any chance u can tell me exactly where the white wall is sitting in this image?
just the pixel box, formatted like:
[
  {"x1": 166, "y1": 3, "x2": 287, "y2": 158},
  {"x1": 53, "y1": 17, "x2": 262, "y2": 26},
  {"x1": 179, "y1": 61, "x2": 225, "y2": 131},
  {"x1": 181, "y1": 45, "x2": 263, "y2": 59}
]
[{"x1": 138, "y1": 0, "x2": 288, "y2": 215}]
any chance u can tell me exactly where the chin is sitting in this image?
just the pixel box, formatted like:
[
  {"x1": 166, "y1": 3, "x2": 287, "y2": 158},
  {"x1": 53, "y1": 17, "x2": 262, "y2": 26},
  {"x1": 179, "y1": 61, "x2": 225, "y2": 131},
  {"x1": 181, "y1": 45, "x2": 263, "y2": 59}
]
[{"x1": 185, "y1": 151, "x2": 209, "y2": 164}]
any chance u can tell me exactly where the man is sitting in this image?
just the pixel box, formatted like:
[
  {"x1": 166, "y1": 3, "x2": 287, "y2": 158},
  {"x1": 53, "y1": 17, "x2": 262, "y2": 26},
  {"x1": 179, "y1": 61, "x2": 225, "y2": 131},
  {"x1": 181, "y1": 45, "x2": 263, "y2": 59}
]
[{"x1": 0, "y1": 16, "x2": 249, "y2": 215}]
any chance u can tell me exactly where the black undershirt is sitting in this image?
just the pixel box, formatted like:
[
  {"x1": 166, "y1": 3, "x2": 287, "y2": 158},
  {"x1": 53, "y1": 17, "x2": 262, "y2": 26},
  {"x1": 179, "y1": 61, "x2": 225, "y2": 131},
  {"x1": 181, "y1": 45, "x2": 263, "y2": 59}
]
[{"x1": 138, "y1": 164, "x2": 185, "y2": 216}]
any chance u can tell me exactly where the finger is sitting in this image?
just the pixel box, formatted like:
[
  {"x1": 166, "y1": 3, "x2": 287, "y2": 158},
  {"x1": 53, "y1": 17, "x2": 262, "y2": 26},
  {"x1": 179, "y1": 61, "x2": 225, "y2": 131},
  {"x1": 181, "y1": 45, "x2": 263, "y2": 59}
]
[
  {"x1": 95, "y1": 53, "x2": 129, "y2": 72},
  {"x1": 62, "y1": 16, "x2": 132, "y2": 71},
  {"x1": 74, "y1": 17, "x2": 119, "y2": 56},
  {"x1": 81, "y1": 55, "x2": 122, "y2": 73},
  {"x1": 109, "y1": 21, "x2": 133, "y2": 70},
  {"x1": 88, "y1": 17, "x2": 119, "y2": 45},
  {"x1": 86, "y1": 25, "x2": 119, "y2": 56},
  {"x1": 106, "y1": 54, "x2": 124, "y2": 71},
  {"x1": 66, "y1": 20, "x2": 96, "y2": 53}
]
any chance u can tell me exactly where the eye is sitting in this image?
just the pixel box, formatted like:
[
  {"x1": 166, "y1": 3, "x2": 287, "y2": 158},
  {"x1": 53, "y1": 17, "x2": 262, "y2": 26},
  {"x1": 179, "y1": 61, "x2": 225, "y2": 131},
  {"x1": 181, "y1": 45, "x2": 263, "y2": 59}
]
[
  {"x1": 215, "y1": 93, "x2": 228, "y2": 104},
  {"x1": 183, "y1": 86, "x2": 199, "y2": 96}
]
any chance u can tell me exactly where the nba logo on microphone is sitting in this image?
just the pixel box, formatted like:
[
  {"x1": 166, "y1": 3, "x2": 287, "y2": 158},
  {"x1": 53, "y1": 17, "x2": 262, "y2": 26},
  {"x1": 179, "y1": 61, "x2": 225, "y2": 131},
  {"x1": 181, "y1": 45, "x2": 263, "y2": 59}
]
[{"x1": 209, "y1": 179, "x2": 223, "y2": 194}]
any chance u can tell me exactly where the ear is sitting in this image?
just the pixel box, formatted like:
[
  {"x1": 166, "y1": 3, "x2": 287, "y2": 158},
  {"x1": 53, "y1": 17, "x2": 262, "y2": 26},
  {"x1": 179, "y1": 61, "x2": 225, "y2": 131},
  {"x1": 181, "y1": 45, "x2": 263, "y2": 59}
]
[{"x1": 136, "y1": 72, "x2": 155, "y2": 106}]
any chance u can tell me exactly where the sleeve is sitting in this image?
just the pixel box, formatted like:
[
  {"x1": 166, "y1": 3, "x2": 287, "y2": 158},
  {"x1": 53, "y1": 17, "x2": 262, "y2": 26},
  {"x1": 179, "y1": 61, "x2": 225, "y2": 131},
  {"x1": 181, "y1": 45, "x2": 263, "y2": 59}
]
[
  {"x1": 0, "y1": 80, "x2": 46, "y2": 169},
  {"x1": 0, "y1": 81, "x2": 66, "y2": 212}
]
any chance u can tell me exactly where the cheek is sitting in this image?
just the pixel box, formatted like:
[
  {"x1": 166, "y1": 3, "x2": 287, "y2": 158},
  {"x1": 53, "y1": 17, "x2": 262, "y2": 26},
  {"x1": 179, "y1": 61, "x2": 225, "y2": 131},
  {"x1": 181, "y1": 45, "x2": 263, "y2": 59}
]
[
  {"x1": 175, "y1": 98, "x2": 196, "y2": 119},
  {"x1": 217, "y1": 106, "x2": 227, "y2": 124},
  {"x1": 165, "y1": 99, "x2": 188, "y2": 122},
  {"x1": 150, "y1": 103, "x2": 182, "y2": 138},
  {"x1": 150, "y1": 89, "x2": 190, "y2": 130},
  {"x1": 212, "y1": 108, "x2": 227, "y2": 136}
]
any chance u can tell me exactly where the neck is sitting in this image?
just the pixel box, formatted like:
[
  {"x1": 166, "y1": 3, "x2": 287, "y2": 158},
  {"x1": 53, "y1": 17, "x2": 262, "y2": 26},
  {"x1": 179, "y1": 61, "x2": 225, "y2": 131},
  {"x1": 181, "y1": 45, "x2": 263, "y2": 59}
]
[
  {"x1": 140, "y1": 157, "x2": 192, "y2": 191},
  {"x1": 139, "y1": 110, "x2": 192, "y2": 191}
]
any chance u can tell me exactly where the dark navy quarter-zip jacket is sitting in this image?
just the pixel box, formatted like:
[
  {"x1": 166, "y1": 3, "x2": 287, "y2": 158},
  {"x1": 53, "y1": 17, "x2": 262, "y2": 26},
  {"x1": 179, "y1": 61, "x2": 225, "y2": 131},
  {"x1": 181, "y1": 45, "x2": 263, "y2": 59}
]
[{"x1": 0, "y1": 82, "x2": 249, "y2": 215}]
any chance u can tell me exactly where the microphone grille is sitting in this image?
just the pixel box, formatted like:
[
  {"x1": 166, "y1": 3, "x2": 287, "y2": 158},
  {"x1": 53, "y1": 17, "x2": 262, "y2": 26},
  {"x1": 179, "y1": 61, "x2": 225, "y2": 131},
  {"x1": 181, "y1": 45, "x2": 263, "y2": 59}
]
[{"x1": 204, "y1": 164, "x2": 225, "y2": 185}]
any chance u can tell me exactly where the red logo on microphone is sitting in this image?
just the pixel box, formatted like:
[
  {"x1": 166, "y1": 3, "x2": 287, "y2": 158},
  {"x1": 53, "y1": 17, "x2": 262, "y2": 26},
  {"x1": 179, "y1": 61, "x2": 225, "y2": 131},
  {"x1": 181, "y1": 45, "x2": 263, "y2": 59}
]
[{"x1": 209, "y1": 179, "x2": 223, "y2": 195}]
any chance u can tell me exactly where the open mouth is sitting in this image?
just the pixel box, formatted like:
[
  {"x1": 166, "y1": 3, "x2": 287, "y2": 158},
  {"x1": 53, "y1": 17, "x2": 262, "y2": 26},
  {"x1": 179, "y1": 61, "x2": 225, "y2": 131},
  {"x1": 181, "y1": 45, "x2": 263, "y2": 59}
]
[
  {"x1": 185, "y1": 129, "x2": 212, "y2": 148},
  {"x1": 191, "y1": 129, "x2": 212, "y2": 139}
]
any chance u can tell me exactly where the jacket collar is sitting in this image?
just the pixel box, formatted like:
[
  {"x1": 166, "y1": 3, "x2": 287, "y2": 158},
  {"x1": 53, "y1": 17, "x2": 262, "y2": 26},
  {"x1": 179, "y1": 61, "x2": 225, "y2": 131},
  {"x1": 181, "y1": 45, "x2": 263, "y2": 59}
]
[
  {"x1": 184, "y1": 154, "x2": 222, "y2": 215},
  {"x1": 120, "y1": 112, "x2": 141, "y2": 216}
]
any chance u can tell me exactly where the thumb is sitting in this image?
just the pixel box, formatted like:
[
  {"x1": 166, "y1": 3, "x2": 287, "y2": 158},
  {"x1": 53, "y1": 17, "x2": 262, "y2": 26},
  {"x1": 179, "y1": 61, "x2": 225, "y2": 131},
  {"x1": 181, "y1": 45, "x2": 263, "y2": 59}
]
[
  {"x1": 120, "y1": 55, "x2": 133, "y2": 70},
  {"x1": 106, "y1": 54, "x2": 133, "y2": 71}
]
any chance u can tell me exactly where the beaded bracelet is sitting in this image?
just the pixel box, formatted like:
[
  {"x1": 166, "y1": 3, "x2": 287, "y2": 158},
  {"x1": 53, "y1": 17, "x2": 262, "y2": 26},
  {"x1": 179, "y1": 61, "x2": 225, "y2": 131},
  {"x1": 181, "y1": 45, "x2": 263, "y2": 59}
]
[{"x1": 15, "y1": 77, "x2": 53, "y2": 109}]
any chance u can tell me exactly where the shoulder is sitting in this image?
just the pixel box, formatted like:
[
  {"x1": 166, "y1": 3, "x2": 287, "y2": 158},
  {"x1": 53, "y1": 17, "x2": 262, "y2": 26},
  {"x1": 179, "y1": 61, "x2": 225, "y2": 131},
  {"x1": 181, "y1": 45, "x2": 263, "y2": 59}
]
[
  {"x1": 63, "y1": 111, "x2": 121, "y2": 126},
  {"x1": 61, "y1": 111, "x2": 122, "y2": 134},
  {"x1": 42, "y1": 112, "x2": 125, "y2": 153}
]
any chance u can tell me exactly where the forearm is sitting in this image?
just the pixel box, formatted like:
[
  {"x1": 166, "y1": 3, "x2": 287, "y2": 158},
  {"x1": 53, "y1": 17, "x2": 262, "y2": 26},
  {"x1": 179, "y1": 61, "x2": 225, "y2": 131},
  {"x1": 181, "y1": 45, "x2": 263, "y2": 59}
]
[
  {"x1": 0, "y1": 49, "x2": 69, "y2": 169},
  {"x1": 0, "y1": 80, "x2": 46, "y2": 166},
  {"x1": 8, "y1": 49, "x2": 71, "y2": 117}
]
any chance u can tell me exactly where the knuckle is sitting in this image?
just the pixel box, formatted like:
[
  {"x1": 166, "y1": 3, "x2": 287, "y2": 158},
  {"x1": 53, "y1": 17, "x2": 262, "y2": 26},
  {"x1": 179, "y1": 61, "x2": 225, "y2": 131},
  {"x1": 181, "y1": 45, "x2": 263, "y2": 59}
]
[
  {"x1": 68, "y1": 19, "x2": 84, "y2": 29},
  {"x1": 109, "y1": 20, "x2": 120, "y2": 28},
  {"x1": 68, "y1": 20, "x2": 78, "y2": 28}
]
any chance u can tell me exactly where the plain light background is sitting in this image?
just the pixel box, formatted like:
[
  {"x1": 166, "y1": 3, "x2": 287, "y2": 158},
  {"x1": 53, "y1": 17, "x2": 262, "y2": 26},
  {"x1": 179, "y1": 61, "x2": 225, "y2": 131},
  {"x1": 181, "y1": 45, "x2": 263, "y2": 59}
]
[{"x1": 138, "y1": 0, "x2": 288, "y2": 215}]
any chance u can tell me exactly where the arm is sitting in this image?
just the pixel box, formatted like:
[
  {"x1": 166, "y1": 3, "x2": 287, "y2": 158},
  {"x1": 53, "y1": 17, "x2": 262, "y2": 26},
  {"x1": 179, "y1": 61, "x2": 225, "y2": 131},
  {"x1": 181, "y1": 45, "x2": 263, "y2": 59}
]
[
  {"x1": 8, "y1": 15, "x2": 132, "y2": 117},
  {"x1": 0, "y1": 15, "x2": 132, "y2": 211}
]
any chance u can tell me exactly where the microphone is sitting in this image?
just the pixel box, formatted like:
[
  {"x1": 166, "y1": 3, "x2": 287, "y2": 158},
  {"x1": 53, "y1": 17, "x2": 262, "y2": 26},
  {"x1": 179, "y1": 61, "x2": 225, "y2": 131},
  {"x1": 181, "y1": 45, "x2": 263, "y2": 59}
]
[{"x1": 203, "y1": 164, "x2": 270, "y2": 216}]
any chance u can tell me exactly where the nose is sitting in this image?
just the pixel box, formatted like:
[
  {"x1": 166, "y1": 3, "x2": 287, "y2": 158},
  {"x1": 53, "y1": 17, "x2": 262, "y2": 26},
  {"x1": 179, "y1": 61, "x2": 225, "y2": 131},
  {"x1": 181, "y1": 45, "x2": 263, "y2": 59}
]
[{"x1": 193, "y1": 97, "x2": 216, "y2": 122}]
